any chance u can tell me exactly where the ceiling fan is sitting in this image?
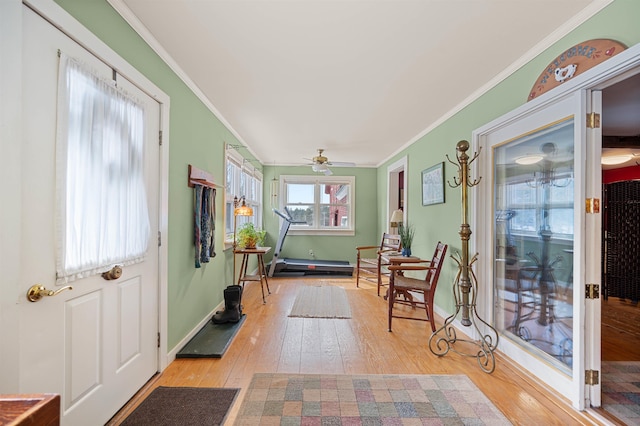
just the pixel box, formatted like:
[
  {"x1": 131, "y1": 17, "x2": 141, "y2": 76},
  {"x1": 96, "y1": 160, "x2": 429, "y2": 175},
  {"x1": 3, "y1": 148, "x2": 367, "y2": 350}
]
[{"x1": 306, "y1": 149, "x2": 355, "y2": 175}]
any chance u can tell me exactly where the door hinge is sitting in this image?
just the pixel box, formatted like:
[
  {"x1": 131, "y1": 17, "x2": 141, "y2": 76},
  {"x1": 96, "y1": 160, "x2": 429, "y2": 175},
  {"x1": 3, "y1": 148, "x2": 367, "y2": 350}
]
[
  {"x1": 159, "y1": 130, "x2": 163, "y2": 146},
  {"x1": 157, "y1": 332, "x2": 161, "y2": 348},
  {"x1": 158, "y1": 231, "x2": 162, "y2": 247},
  {"x1": 585, "y1": 198, "x2": 600, "y2": 214},
  {"x1": 585, "y1": 369, "x2": 600, "y2": 385},
  {"x1": 586, "y1": 284, "x2": 600, "y2": 299},
  {"x1": 586, "y1": 112, "x2": 600, "y2": 128}
]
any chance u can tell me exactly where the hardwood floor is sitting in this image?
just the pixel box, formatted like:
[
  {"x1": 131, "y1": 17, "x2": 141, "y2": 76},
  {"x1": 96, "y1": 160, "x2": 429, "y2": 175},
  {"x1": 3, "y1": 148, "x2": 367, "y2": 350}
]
[
  {"x1": 602, "y1": 297, "x2": 640, "y2": 361},
  {"x1": 108, "y1": 277, "x2": 623, "y2": 425}
]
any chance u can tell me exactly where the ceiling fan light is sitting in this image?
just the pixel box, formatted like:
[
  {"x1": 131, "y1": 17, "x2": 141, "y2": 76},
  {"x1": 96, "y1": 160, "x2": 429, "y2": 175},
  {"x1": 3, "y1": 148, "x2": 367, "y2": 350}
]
[
  {"x1": 601, "y1": 154, "x2": 633, "y2": 165},
  {"x1": 312, "y1": 163, "x2": 328, "y2": 172}
]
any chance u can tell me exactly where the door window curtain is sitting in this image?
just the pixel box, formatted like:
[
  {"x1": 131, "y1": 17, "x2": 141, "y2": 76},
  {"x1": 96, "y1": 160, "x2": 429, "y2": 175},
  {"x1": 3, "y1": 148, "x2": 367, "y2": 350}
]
[{"x1": 55, "y1": 53, "x2": 150, "y2": 283}]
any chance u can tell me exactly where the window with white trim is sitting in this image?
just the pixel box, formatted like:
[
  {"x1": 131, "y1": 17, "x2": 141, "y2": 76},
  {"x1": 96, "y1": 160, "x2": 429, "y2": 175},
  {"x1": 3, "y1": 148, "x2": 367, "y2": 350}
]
[
  {"x1": 225, "y1": 146, "x2": 263, "y2": 242},
  {"x1": 281, "y1": 175, "x2": 355, "y2": 235}
]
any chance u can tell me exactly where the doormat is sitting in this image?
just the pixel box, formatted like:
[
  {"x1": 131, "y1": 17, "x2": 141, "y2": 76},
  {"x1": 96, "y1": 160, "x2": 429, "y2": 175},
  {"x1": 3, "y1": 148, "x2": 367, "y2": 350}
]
[
  {"x1": 602, "y1": 361, "x2": 640, "y2": 425},
  {"x1": 176, "y1": 314, "x2": 246, "y2": 358},
  {"x1": 121, "y1": 386, "x2": 239, "y2": 426},
  {"x1": 233, "y1": 373, "x2": 512, "y2": 425},
  {"x1": 288, "y1": 285, "x2": 351, "y2": 318}
]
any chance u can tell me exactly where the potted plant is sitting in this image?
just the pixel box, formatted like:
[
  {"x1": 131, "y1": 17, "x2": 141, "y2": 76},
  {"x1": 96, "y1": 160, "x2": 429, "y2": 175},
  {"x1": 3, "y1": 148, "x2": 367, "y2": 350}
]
[
  {"x1": 236, "y1": 222, "x2": 266, "y2": 249},
  {"x1": 398, "y1": 223, "x2": 415, "y2": 256}
]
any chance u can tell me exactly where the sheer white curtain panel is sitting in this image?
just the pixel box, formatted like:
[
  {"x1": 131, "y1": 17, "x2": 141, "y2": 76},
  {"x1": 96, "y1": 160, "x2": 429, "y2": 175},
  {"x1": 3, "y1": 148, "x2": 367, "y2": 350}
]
[{"x1": 55, "y1": 53, "x2": 150, "y2": 283}]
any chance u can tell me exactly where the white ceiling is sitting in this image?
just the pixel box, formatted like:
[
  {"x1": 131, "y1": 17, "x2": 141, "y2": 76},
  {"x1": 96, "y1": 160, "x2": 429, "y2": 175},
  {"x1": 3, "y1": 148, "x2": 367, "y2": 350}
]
[{"x1": 111, "y1": 0, "x2": 613, "y2": 168}]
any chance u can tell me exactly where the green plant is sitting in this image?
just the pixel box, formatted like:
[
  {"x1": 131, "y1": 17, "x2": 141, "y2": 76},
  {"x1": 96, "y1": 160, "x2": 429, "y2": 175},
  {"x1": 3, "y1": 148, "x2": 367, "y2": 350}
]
[
  {"x1": 398, "y1": 223, "x2": 415, "y2": 250},
  {"x1": 236, "y1": 222, "x2": 266, "y2": 249}
]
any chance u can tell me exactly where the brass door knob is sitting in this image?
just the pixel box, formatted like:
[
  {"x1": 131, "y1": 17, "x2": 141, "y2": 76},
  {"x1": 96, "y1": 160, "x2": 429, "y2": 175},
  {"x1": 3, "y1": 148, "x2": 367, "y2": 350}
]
[
  {"x1": 102, "y1": 265, "x2": 122, "y2": 280},
  {"x1": 27, "y1": 284, "x2": 73, "y2": 302}
]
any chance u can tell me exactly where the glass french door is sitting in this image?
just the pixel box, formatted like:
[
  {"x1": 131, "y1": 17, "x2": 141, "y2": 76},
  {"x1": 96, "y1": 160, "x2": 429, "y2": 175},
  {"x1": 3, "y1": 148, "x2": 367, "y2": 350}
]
[
  {"x1": 476, "y1": 90, "x2": 600, "y2": 409},
  {"x1": 493, "y1": 117, "x2": 575, "y2": 370}
]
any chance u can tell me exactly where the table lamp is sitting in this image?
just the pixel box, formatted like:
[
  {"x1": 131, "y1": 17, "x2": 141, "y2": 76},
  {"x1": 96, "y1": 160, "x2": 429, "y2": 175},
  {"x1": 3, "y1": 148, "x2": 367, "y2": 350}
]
[
  {"x1": 390, "y1": 209, "x2": 403, "y2": 234},
  {"x1": 233, "y1": 196, "x2": 253, "y2": 283}
]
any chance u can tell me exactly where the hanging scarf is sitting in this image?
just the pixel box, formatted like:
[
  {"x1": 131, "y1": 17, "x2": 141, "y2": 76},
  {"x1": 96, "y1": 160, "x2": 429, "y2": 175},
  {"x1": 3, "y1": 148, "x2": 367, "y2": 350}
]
[{"x1": 195, "y1": 185, "x2": 216, "y2": 268}]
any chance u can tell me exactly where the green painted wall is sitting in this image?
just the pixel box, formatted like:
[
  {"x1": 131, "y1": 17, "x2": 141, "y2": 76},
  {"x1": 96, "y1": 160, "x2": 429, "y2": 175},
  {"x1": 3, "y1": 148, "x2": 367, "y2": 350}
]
[
  {"x1": 54, "y1": 0, "x2": 640, "y2": 350},
  {"x1": 377, "y1": 0, "x2": 640, "y2": 315}
]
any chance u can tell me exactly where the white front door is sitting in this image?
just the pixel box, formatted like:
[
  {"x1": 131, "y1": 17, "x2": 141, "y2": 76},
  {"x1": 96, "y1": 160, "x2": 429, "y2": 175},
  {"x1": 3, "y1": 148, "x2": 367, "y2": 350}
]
[{"x1": 20, "y1": 6, "x2": 160, "y2": 424}]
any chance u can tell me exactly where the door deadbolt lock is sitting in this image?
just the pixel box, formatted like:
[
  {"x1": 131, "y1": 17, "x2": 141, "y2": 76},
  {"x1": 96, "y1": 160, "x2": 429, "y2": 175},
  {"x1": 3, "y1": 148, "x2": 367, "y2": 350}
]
[
  {"x1": 102, "y1": 265, "x2": 123, "y2": 280},
  {"x1": 27, "y1": 284, "x2": 73, "y2": 302}
]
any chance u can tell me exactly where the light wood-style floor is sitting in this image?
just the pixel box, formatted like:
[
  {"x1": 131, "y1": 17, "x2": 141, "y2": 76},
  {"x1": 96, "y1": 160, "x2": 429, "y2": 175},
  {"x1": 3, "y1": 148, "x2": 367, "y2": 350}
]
[
  {"x1": 108, "y1": 277, "x2": 627, "y2": 425},
  {"x1": 602, "y1": 296, "x2": 640, "y2": 361}
]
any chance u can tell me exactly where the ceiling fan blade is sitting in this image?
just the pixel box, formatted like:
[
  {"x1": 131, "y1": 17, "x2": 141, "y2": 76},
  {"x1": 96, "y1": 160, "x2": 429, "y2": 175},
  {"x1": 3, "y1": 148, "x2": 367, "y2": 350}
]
[{"x1": 327, "y1": 161, "x2": 356, "y2": 167}]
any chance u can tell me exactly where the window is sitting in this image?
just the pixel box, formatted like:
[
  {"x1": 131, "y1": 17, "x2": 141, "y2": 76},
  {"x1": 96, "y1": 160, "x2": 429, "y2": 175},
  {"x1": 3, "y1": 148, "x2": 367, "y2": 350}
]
[
  {"x1": 281, "y1": 175, "x2": 355, "y2": 235},
  {"x1": 225, "y1": 145, "x2": 263, "y2": 242}
]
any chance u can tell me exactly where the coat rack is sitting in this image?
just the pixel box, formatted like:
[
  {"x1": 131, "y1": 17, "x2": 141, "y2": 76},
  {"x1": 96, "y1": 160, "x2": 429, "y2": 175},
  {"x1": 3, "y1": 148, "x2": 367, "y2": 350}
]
[
  {"x1": 428, "y1": 140, "x2": 499, "y2": 373},
  {"x1": 188, "y1": 164, "x2": 221, "y2": 189}
]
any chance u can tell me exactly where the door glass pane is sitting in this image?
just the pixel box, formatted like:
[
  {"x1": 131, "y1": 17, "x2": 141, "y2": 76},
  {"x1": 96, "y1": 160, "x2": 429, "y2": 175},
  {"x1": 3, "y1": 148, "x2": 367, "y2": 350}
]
[{"x1": 493, "y1": 118, "x2": 574, "y2": 372}]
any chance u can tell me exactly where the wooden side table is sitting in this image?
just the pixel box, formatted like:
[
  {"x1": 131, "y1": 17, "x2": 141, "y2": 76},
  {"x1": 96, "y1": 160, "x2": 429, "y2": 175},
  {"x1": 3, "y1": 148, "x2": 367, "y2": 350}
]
[
  {"x1": 235, "y1": 246, "x2": 271, "y2": 304},
  {"x1": 384, "y1": 255, "x2": 423, "y2": 302}
]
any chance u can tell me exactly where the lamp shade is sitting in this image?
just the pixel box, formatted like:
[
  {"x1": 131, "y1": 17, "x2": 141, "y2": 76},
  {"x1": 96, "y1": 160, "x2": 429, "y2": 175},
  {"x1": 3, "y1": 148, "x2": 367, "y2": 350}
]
[
  {"x1": 390, "y1": 209, "x2": 403, "y2": 225},
  {"x1": 234, "y1": 196, "x2": 254, "y2": 216},
  {"x1": 234, "y1": 204, "x2": 253, "y2": 216}
]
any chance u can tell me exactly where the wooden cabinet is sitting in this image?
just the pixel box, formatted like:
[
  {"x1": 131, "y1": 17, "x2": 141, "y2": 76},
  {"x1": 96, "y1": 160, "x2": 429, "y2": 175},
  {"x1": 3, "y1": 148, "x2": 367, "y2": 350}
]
[{"x1": 0, "y1": 394, "x2": 60, "y2": 426}]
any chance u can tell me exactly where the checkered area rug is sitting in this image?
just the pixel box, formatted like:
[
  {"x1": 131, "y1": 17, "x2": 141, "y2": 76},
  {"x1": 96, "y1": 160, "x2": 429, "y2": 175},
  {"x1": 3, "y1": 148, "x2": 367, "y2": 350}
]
[
  {"x1": 234, "y1": 373, "x2": 511, "y2": 425},
  {"x1": 602, "y1": 361, "x2": 640, "y2": 424}
]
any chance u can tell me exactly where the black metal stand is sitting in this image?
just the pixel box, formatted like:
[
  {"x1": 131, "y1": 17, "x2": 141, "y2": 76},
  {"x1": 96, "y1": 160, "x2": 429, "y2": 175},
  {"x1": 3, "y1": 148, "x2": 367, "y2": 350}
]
[{"x1": 428, "y1": 140, "x2": 499, "y2": 373}]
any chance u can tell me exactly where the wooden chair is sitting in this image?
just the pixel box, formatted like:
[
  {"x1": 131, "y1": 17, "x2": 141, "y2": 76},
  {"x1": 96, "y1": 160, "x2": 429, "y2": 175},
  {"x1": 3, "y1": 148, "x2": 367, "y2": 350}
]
[
  {"x1": 387, "y1": 241, "x2": 448, "y2": 332},
  {"x1": 355, "y1": 233, "x2": 402, "y2": 296}
]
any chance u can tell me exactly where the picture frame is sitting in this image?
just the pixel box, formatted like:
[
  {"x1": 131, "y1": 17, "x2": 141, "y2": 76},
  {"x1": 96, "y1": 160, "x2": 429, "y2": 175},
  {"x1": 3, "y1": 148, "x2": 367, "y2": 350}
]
[{"x1": 421, "y1": 162, "x2": 445, "y2": 206}]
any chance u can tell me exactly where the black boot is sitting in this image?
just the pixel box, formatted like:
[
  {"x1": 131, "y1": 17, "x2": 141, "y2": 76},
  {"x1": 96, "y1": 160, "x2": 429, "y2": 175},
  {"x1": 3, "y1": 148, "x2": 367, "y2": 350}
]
[
  {"x1": 233, "y1": 285, "x2": 243, "y2": 316},
  {"x1": 212, "y1": 285, "x2": 242, "y2": 324},
  {"x1": 214, "y1": 285, "x2": 243, "y2": 315}
]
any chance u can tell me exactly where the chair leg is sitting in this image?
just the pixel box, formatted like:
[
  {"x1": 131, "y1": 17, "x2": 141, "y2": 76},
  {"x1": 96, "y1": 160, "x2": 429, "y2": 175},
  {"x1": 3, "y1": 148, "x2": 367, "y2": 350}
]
[
  {"x1": 356, "y1": 257, "x2": 360, "y2": 288},
  {"x1": 387, "y1": 278, "x2": 394, "y2": 332},
  {"x1": 425, "y1": 292, "x2": 436, "y2": 333},
  {"x1": 426, "y1": 295, "x2": 436, "y2": 332}
]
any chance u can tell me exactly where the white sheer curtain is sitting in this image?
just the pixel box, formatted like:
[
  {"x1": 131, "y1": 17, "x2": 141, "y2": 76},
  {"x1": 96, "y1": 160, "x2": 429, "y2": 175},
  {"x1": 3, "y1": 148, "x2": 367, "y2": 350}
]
[{"x1": 56, "y1": 53, "x2": 149, "y2": 283}]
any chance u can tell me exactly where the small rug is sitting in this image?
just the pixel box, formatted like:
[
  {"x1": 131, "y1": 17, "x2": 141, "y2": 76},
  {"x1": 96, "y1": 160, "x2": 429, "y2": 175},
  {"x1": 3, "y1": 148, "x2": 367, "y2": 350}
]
[
  {"x1": 177, "y1": 314, "x2": 247, "y2": 358},
  {"x1": 121, "y1": 386, "x2": 239, "y2": 426},
  {"x1": 288, "y1": 285, "x2": 352, "y2": 319},
  {"x1": 233, "y1": 373, "x2": 512, "y2": 425},
  {"x1": 602, "y1": 361, "x2": 640, "y2": 424}
]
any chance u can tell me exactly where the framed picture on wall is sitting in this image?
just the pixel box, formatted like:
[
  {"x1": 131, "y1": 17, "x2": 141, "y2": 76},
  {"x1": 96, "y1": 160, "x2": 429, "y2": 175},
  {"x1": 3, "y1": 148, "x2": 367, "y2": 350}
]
[{"x1": 422, "y1": 162, "x2": 445, "y2": 206}]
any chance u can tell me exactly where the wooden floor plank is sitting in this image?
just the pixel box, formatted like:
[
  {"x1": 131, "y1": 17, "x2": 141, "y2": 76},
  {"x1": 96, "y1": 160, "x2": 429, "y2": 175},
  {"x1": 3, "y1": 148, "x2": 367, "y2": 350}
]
[{"x1": 107, "y1": 276, "x2": 634, "y2": 425}]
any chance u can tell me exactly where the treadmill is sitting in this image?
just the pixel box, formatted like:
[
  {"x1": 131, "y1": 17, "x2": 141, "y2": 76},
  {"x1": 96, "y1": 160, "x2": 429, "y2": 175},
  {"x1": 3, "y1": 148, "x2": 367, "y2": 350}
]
[{"x1": 267, "y1": 207, "x2": 354, "y2": 277}]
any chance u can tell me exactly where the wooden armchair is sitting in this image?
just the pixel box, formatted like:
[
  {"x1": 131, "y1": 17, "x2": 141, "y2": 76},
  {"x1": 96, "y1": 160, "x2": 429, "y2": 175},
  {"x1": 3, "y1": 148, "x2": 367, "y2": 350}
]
[
  {"x1": 355, "y1": 233, "x2": 402, "y2": 296},
  {"x1": 387, "y1": 241, "x2": 448, "y2": 332}
]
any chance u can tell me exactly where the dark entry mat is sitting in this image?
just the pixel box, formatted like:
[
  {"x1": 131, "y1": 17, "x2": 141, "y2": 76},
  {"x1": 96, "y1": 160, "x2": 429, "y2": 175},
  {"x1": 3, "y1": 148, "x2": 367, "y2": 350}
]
[
  {"x1": 176, "y1": 314, "x2": 246, "y2": 358},
  {"x1": 121, "y1": 386, "x2": 239, "y2": 425}
]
